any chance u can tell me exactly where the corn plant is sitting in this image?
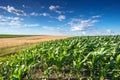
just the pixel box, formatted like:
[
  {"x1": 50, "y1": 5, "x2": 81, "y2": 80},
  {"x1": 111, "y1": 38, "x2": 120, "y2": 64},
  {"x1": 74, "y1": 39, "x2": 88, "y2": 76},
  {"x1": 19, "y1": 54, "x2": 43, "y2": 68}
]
[{"x1": 0, "y1": 35, "x2": 120, "y2": 79}]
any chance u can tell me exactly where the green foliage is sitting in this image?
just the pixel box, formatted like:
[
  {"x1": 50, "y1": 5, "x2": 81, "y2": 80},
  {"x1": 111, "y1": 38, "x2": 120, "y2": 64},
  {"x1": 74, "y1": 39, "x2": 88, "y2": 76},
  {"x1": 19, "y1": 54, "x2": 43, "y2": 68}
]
[
  {"x1": 0, "y1": 34, "x2": 34, "y2": 38},
  {"x1": 0, "y1": 36, "x2": 120, "y2": 79}
]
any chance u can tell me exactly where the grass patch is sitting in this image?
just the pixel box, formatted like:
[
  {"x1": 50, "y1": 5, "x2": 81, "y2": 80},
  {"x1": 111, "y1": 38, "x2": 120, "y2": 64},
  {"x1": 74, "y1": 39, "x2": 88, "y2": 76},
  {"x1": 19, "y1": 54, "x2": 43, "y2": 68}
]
[{"x1": 0, "y1": 34, "x2": 38, "y2": 38}]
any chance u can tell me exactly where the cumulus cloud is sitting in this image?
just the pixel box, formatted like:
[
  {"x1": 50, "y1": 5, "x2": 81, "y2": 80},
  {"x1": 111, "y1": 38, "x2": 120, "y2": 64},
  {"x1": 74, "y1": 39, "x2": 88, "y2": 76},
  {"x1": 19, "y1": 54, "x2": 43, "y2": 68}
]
[
  {"x1": 0, "y1": 15, "x2": 23, "y2": 22},
  {"x1": 0, "y1": 15, "x2": 39, "y2": 28},
  {"x1": 0, "y1": 15, "x2": 23, "y2": 28},
  {"x1": 30, "y1": 12, "x2": 50, "y2": 17},
  {"x1": 49, "y1": 5, "x2": 59, "y2": 10},
  {"x1": 49, "y1": 5, "x2": 74, "y2": 14},
  {"x1": 49, "y1": 5, "x2": 55, "y2": 10},
  {"x1": 0, "y1": 16, "x2": 23, "y2": 21},
  {"x1": 8, "y1": 17, "x2": 23, "y2": 21},
  {"x1": 55, "y1": 10, "x2": 62, "y2": 14},
  {"x1": 57, "y1": 15, "x2": 66, "y2": 21},
  {"x1": 0, "y1": 5, "x2": 56, "y2": 18},
  {"x1": 9, "y1": 21, "x2": 21, "y2": 28},
  {"x1": 0, "y1": 5, "x2": 26, "y2": 16},
  {"x1": 68, "y1": 17, "x2": 99, "y2": 31},
  {"x1": 49, "y1": 5, "x2": 63, "y2": 14},
  {"x1": 49, "y1": 5, "x2": 73, "y2": 14}
]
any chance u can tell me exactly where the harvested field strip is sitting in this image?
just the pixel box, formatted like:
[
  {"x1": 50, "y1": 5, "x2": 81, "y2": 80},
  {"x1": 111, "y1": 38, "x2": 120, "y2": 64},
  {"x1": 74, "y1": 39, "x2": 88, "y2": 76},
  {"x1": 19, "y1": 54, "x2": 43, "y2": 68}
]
[{"x1": 0, "y1": 36, "x2": 69, "y2": 57}]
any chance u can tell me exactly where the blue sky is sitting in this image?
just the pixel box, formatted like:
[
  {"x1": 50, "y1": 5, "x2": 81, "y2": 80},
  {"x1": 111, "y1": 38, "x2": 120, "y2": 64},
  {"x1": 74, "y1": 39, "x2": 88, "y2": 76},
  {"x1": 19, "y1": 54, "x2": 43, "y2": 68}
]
[{"x1": 0, "y1": 0, "x2": 120, "y2": 35}]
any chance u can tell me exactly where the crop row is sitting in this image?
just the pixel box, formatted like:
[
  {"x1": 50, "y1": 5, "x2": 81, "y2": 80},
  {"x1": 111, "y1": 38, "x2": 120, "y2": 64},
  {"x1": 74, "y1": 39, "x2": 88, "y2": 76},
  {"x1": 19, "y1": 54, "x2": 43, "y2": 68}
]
[{"x1": 0, "y1": 36, "x2": 120, "y2": 80}]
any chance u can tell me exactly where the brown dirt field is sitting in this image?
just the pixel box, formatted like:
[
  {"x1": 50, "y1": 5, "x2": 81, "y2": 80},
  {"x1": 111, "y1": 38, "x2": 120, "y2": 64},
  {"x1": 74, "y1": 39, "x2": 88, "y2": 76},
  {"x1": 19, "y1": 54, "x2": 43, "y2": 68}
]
[{"x1": 0, "y1": 36, "x2": 70, "y2": 48}]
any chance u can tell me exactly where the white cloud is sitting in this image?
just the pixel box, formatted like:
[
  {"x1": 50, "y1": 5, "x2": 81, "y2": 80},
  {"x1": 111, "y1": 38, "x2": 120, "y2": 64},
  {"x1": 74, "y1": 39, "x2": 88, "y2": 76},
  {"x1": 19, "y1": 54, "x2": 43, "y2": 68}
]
[
  {"x1": 30, "y1": 12, "x2": 50, "y2": 17},
  {"x1": 57, "y1": 15, "x2": 66, "y2": 21},
  {"x1": 49, "y1": 5, "x2": 59, "y2": 10},
  {"x1": 7, "y1": 17, "x2": 23, "y2": 21},
  {"x1": 0, "y1": 5, "x2": 26, "y2": 16},
  {"x1": 0, "y1": 15, "x2": 24, "y2": 28},
  {"x1": 9, "y1": 21, "x2": 21, "y2": 28},
  {"x1": 0, "y1": 15, "x2": 23, "y2": 21},
  {"x1": 49, "y1": 5, "x2": 63, "y2": 14},
  {"x1": 49, "y1": 5, "x2": 55, "y2": 10},
  {"x1": 40, "y1": 13, "x2": 50, "y2": 17},
  {"x1": 68, "y1": 17, "x2": 99, "y2": 31},
  {"x1": 49, "y1": 5, "x2": 73, "y2": 14},
  {"x1": 55, "y1": 10, "x2": 62, "y2": 14},
  {"x1": 0, "y1": 15, "x2": 39, "y2": 28}
]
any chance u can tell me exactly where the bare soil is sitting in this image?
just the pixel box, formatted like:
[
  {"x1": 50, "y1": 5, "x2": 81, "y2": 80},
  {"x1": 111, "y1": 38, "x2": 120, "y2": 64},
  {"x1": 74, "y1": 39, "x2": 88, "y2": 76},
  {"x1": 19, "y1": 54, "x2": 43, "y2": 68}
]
[{"x1": 0, "y1": 36, "x2": 69, "y2": 48}]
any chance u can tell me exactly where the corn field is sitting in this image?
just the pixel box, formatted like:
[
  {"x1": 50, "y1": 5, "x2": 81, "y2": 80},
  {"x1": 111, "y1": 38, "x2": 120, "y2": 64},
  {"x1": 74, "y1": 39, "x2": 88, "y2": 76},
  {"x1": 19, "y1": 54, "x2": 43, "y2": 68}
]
[{"x1": 0, "y1": 36, "x2": 120, "y2": 80}]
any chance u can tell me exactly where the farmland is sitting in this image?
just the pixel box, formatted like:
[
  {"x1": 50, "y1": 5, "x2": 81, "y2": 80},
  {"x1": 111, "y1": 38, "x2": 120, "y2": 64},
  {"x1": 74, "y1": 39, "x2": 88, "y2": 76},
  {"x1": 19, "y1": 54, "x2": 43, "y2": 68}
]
[
  {"x1": 0, "y1": 35, "x2": 69, "y2": 57},
  {"x1": 0, "y1": 36, "x2": 120, "y2": 80},
  {"x1": 0, "y1": 34, "x2": 35, "y2": 38}
]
